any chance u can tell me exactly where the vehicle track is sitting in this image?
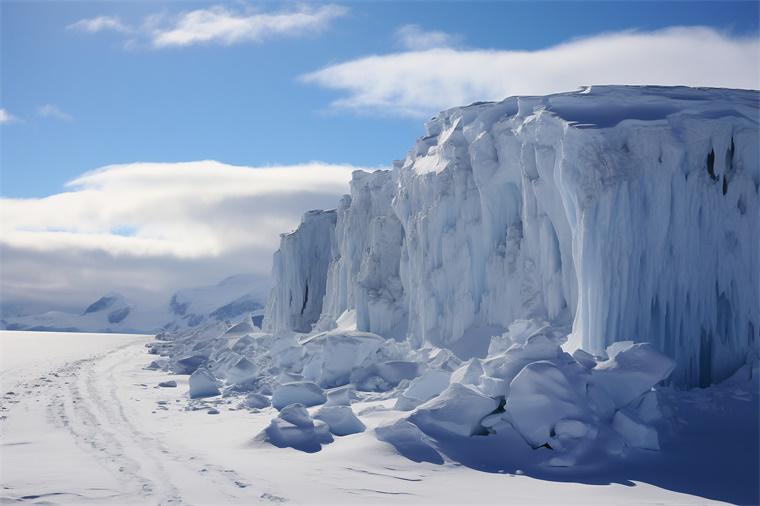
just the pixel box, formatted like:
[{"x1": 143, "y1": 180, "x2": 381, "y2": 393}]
[{"x1": 33, "y1": 341, "x2": 258, "y2": 504}]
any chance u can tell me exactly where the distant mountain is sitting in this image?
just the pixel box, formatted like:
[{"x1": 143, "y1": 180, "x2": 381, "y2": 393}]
[
  {"x1": 165, "y1": 274, "x2": 265, "y2": 331},
  {"x1": 1, "y1": 275, "x2": 265, "y2": 334}
]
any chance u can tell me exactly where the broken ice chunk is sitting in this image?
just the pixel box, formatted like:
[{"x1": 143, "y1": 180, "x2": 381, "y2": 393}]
[
  {"x1": 505, "y1": 361, "x2": 588, "y2": 448},
  {"x1": 612, "y1": 409, "x2": 660, "y2": 450},
  {"x1": 314, "y1": 405, "x2": 366, "y2": 436},
  {"x1": 591, "y1": 343, "x2": 675, "y2": 409},
  {"x1": 188, "y1": 367, "x2": 221, "y2": 399},
  {"x1": 271, "y1": 381, "x2": 327, "y2": 410},
  {"x1": 409, "y1": 383, "x2": 499, "y2": 437}
]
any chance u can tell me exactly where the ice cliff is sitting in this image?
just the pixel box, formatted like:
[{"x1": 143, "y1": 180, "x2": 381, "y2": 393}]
[{"x1": 264, "y1": 86, "x2": 759, "y2": 387}]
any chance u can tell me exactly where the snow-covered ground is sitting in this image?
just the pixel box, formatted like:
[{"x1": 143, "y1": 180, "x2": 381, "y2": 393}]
[{"x1": 1, "y1": 331, "x2": 756, "y2": 505}]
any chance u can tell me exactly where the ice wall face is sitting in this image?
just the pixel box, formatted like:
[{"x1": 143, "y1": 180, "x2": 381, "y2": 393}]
[
  {"x1": 264, "y1": 86, "x2": 759, "y2": 386},
  {"x1": 322, "y1": 170, "x2": 408, "y2": 340},
  {"x1": 263, "y1": 210, "x2": 337, "y2": 333}
]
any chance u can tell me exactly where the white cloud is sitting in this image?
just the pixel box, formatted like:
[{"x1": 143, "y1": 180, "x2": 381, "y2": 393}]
[
  {"x1": 68, "y1": 15, "x2": 131, "y2": 33},
  {"x1": 395, "y1": 24, "x2": 457, "y2": 50},
  {"x1": 0, "y1": 161, "x2": 366, "y2": 311},
  {"x1": 0, "y1": 108, "x2": 17, "y2": 124},
  {"x1": 68, "y1": 4, "x2": 348, "y2": 49},
  {"x1": 37, "y1": 104, "x2": 74, "y2": 122},
  {"x1": 151, "y1": 4, "x2": 347, "y2": 48},
  {"x1": 302, "y1": 26, "x2": 760, "y2": 117}
]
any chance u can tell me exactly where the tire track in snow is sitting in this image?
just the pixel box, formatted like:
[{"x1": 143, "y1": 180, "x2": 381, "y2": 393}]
[
  {"x1": 41, "y1": 341, "x2": 256, "y2": 504},
  {"x1": 46, "y1": 345, "x2": 173, "y2": 503}
]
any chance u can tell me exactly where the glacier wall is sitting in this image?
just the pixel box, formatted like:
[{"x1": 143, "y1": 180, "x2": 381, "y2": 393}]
[
  {"x1": 263, "y1": 210, "x2": 336, "y2": 333},
  {"x1": 263, "y1": 86, "x2": 760, "y2": 386}
]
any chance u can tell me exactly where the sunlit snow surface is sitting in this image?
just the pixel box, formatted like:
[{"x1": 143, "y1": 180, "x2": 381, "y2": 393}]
[{"x1": 1, "y1": 331, "x2": 757, "y2": 505}]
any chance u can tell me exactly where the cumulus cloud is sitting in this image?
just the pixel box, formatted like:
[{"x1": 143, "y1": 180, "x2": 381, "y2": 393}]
[
  {"x1": 37, "y1": 104, "x2": 74, "y2": 122},
  {"x1": 302, "y1": 26, "x2": 760, "y2": 117},
  {"x1": 0, "y1": 161, "x2": 365, "y2": 312},
  {"x1": 68, "y1": 4, "x2": 348, "y2": 48},
  {"x1": 394, "y1": 24, "x2": 457, "y2": 50},
  {"x1": 0, "y1": 108, "x2": 17, "y2": 124}
]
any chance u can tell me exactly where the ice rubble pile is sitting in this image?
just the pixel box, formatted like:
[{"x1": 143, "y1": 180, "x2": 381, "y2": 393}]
[
  {"x1": 150, "y1": 86, "x2": 759, "y2": 461},
  {"x1": 153, "y1": 316, "x2": 678, "y2": 462}
]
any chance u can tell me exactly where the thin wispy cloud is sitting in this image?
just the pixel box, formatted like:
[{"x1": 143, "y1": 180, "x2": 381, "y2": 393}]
[
  {"x1": 0, "y1": 108, "x2": 17, "y2": 124},
  {"x1": 68, "y1": 15, "x2": 132, "y2": 34},
  {"x1": 0, "y1": 161, "x2": 365, "y2": 309},
  {"x1": 302, "y1": 26, "x2": 760, "y2": 117},
  {"x1": 37, "y1": 104, "x2": 74, "y2": 122},
  {"x1": 395, "y1": 24, "x2": 458, "y2": 50},
  {"x1": 69, "y1": 4, "x2": 348, "y2": 49}
]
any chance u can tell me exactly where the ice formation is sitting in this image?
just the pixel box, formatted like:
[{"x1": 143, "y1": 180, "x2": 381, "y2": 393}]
[
  {"x1": 313, "y1": 405, "x2": 366, "y2": 436},
  {"x1": 271, "y1": 381, "x2": 327, "y2": 410},
  {"x1": 151, "y1": 86, "x2": 758, "y2": 467},
  {"x1": 264, "y1": 85, "x2": 759, "y2": 387},
  {"x1": 258, "y1": 403, "x2": 334, "y2": 453},
  {"x1": 188, "y1": 367, "x2": 221, "y2": 399}
]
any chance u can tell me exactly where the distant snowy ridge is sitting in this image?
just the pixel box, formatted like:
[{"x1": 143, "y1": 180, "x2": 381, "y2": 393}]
[
  {"x1": 263, "y1": 86, "x2": 759, "y2": 386},
  {"x1": 2, "y1": 274, "x2": 265, "y2": 334}
]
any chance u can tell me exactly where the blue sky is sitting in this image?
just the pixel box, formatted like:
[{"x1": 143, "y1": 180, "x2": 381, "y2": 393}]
[
  {"x1": 2, "y1": 1, "x2": 758, "y2": 198},
  {"x1": 1, "y1": 1, "x2": 758, "y2": 312}
]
